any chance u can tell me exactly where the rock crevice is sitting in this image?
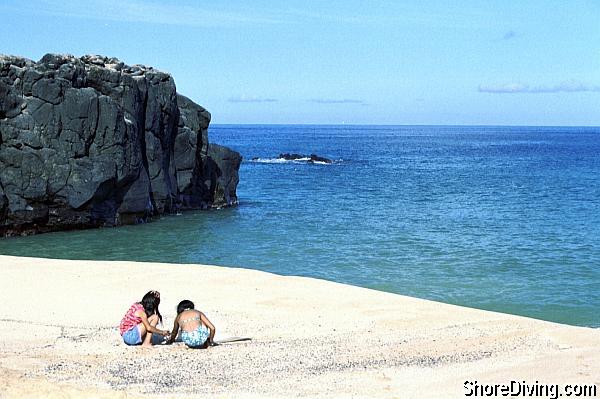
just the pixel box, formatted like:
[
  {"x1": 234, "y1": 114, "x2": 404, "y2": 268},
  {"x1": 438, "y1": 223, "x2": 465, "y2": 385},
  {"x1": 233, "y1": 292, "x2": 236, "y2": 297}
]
[{"x1": 0, "y1": 54, "x2": 241, "y2": 236}]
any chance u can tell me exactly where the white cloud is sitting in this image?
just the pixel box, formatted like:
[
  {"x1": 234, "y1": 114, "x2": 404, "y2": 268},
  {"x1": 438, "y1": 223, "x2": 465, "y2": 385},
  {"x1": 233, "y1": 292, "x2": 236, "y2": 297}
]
[
  {"x1": 479, "y1": 80, "x2": 600, "y2": 93},
  {"x1": 2, "y1": 0, "x2": 286, "y2": 28},
  {"x1": 308, "y1": 98, "x2": 366, "y2": 104},
  {"x1": 0, "y1": 1, "x2": 507, "y2": 30},
  {"x1": 228, "y1": 96, "x2": 278, "y2": 103}
]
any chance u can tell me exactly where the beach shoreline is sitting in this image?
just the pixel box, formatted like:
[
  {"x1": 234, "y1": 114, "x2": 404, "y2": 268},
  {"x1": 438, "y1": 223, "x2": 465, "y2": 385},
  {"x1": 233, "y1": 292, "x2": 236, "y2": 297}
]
[{"x1": 0, "y1": 255, "x2": 598, "y2": 398}]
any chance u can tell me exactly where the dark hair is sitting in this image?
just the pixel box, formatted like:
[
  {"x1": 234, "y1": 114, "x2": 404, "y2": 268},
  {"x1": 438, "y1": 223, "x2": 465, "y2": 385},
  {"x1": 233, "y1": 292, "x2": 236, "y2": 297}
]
[
  {"x1": 141, "y1": 291, "x2": 163, "y2": 324},
  {"x1": 177, "y1": 299, "x2": 195, "y2": 314}
]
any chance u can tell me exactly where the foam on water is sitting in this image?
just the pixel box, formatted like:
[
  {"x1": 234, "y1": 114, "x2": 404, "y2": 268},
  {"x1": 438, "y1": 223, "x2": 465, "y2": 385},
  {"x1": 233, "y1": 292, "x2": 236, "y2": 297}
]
[{"x1": 248, "y1": 157, "x2": 341, "y2": 165}]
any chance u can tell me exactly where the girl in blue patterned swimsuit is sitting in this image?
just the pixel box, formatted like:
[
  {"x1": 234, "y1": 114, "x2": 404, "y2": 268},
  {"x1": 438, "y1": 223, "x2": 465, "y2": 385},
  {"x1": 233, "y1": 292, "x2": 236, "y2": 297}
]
[{"x1": 166, "y1": 300, "x2": 216, "y2": 349}]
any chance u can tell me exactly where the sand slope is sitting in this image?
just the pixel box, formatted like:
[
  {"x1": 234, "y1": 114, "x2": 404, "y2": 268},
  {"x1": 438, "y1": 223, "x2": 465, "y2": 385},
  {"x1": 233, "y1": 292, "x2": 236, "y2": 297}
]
[{"x1": 0, "y1": 255, "x2": 598, "y2": 398}]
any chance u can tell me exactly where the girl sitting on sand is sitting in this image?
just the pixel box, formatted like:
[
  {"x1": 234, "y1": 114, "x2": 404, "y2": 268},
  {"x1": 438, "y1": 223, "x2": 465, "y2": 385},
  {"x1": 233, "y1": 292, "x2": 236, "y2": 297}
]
[
  {"x1": 167, "y1": 299, "x2": 216, "y2": 349},
  {"x1": 119, "y1": 290, "x2": 170, "y2": 347}
]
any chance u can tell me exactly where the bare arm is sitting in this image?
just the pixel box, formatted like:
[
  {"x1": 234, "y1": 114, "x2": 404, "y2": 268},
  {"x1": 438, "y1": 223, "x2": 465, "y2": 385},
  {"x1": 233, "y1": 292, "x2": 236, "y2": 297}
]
[
  {"x1": 200, "y1": 312, "x2": 216, "y2": 345},
  {"x1": 167, "y1": 314, "x2": 180, "y2": 344},
  {"x1": 138, "y1": 311, "x2": 170, "y2": 336}
]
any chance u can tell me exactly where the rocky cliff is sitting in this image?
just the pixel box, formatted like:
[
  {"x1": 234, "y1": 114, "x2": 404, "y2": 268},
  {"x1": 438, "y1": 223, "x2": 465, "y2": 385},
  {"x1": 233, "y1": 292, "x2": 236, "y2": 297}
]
[{"x1": 0, "y1": 54, "x2": 241, "y2": 236}]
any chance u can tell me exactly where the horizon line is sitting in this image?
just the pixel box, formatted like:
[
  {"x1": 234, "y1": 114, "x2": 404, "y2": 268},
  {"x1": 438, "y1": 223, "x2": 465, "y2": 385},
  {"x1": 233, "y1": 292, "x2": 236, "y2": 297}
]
[{"x1": 210, "y1": 123, "x2": 600, "y2": 128}]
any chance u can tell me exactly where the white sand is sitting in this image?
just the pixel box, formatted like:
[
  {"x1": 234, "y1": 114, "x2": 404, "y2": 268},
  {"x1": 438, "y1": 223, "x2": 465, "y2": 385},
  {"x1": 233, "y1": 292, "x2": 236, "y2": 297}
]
[{"x1": 0, "y1": 255, "x2": 598, "y2": 398}]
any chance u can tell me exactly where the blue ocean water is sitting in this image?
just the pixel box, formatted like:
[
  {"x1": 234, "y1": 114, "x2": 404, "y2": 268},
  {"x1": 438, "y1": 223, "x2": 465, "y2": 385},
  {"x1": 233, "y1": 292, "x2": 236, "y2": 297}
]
[{"x1": 1, "y1": 125, "x2": 599, "y2": 327}]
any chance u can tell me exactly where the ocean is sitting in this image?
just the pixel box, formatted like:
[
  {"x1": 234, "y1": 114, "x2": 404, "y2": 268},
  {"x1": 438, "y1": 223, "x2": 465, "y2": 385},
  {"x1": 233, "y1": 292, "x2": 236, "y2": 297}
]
[{"x1": 1, "y1": 125, "x2": 599, "y2": 327}]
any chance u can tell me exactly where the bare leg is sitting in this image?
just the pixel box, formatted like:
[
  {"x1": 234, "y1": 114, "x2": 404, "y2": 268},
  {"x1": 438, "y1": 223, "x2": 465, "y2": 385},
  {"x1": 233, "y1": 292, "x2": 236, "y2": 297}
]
[{"x1": 141, "y1": 314, "x2": 159, "y2": 348}]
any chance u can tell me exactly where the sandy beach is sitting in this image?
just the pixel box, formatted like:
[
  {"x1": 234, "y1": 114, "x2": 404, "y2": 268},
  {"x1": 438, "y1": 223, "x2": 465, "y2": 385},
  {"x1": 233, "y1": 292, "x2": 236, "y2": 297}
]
[{"x1": 0, "y1": 255, "x2": 598, "y2": 398}]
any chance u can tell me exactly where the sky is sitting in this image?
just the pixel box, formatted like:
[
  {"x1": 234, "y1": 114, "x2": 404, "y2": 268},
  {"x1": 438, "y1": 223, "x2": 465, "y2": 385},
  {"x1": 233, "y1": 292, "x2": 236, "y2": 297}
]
[{"x1": 1, "y1": 0, "x2": 599, "y2": 125}]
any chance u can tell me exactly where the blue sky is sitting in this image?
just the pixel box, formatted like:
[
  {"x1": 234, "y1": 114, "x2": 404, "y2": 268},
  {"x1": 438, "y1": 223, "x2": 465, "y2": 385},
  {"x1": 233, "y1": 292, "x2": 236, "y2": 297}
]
[{"x1": 1, "y1": 0, "x2": 599, "y2": 125}]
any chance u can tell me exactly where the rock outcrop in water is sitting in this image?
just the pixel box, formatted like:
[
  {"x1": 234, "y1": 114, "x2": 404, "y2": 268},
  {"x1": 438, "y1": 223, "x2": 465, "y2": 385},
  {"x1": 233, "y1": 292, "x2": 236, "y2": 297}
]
[
  {"x1": 0, "y1": 54, "x2": 241, "y2": 236},
  {"x1": 277, "y1": 153, "x2": 333, "y2": 164}
]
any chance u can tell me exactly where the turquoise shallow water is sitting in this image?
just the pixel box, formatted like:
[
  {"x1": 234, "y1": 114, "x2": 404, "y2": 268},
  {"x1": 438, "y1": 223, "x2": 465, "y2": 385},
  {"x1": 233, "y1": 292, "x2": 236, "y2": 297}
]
[{"x1": 1, "y1": 125, "x2": 599, "y2": 327}]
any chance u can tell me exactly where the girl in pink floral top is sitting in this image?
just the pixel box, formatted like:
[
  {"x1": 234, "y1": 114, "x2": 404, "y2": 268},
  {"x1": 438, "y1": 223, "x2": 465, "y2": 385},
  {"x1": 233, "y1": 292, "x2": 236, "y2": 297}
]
[{"x1": 119, "y1": 290, "x2": 170, "y2": 347}]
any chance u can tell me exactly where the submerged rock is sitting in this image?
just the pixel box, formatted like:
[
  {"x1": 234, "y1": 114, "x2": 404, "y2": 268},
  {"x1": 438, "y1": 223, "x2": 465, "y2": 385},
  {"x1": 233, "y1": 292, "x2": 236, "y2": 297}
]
[{"x1": 0, "y1": 53, "x2": 241, "y2": 236}]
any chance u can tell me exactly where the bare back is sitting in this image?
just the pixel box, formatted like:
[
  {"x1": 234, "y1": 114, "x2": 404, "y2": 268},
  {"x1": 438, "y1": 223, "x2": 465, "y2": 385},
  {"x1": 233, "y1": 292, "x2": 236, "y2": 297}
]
[{"x1": 178, "y1": 309, "x2": 202, "y2": 332}]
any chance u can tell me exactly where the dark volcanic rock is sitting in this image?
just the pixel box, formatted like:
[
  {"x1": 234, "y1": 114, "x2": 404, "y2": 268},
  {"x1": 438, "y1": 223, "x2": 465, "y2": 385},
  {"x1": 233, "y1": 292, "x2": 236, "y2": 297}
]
[
  {"x1": 0, "y1": 54, "x2": 241, "y2": 236},
  {"x1": 277, "y1": 153, "x2": 333, "y2": 164}
]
